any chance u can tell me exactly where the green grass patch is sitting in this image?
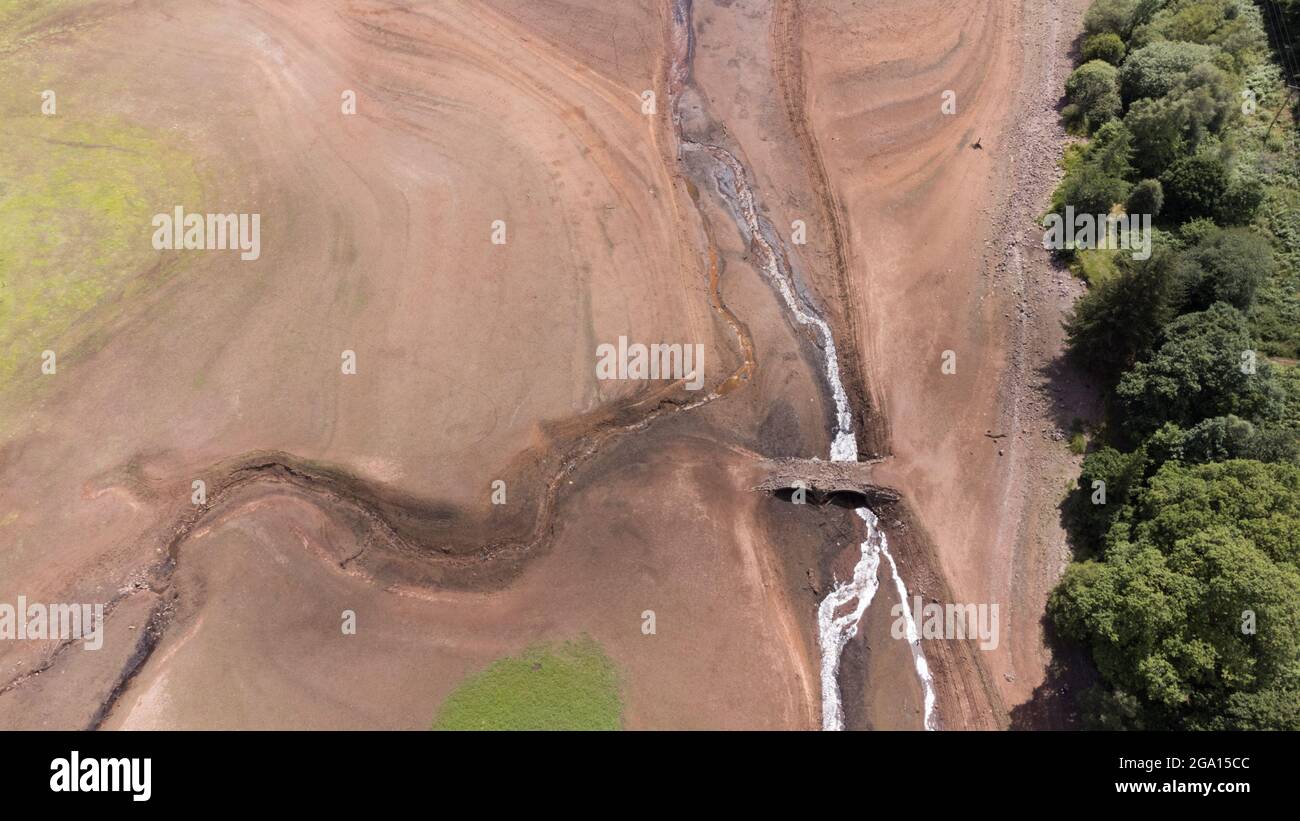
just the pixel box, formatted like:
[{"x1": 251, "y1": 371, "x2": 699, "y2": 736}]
[
  {"x1": 0, "y1": 4, "x2": 203, "y2": 394},
  {"x1": 0, "y1": 0, "x2": 84, "y2": 55},
  {"x1": 0, "y1": 105, "x2": 202, "y2": 386},
  {"x1": 1069, "y1": 432, "x2": 1088, "y2": 455},
  {"x1": 1073, "y1": 247, "x2": 1121, "y2": 286},
  {"x1": 432, "y1": 637, "x2": 623, "y2": 731}
]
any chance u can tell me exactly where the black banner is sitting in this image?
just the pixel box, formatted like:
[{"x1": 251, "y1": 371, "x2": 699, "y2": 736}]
[{"x1": 0, "y1": 730, "x2": 1285, "y2": 808}]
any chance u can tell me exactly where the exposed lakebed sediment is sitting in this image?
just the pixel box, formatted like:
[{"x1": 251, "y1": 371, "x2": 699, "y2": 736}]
[
  {"x1": 5, "y1": 0, "x2": 940, "y2": 730},
  {"x1": 667, "y1": 0, "x2": 936, "y2": 731}
]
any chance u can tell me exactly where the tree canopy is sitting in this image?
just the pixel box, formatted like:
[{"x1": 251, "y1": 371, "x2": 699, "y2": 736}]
[
  {"x1": 1051, "y1": 460, "x2": 1300, "y2": 730},
  {"x1": 1115, "y1": 302, "x2": 1286, "y2": 437}
]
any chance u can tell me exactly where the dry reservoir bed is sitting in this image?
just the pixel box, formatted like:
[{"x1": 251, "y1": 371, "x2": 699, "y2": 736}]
[{"x1": 0, "y1": 0, "x2": 1085, "y2": 730}]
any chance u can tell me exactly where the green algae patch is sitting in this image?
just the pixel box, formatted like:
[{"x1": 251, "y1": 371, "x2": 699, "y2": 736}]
[
  {"x1": 432, "y1": 637, "x2": 623, "y2": 731},
  {"x1": 0, "y1": 0, "x2": 85, "y2": 55},
  {"x1": 0, "y1": 113, "x2": 202, "y2": 384}
]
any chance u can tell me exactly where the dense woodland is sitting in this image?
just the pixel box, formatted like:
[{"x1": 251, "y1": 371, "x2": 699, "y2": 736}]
[{"x1": 1049, "y1": 0, "x2": 1300, "y2": 729}]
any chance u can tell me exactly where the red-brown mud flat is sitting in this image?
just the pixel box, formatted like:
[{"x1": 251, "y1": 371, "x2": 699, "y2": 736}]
[
  {"x1": 84, "y1": 431, "x2": 818, "y2": 730},
  {"x1": 794, "y1": 0, "x2": 1095, "y2": 726},
  {"x1": 1, "y1": 0, "x2": 1087, "y2": 730},
  {"x1": 0, "y1": 0, "x2": 823, "y2": 729}
]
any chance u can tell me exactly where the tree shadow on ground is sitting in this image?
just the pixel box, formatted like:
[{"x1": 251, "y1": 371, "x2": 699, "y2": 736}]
[
  {"x1": 1009, "y1": 611, "x2": 1097, "y2": 730},
  {"x1": 1011, "y1": 315, "x2": 1104, "y2": 730}
]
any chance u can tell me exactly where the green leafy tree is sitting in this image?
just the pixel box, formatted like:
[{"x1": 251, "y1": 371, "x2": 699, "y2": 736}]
[
  {"x1": 1068, "y1": 445, "x2": 1149, "y2": 548},
  {"x1": 1066, "y1": 246, "x2": 1181, "y2": 383},
  {"x1": 1146, "y1": 416, "x2": 1300, "y2": 465},
  {"x1": 1180, "y1": 415, "x2": 1300, "y2": 463},
  {"x1": 1115, "y1": 302, "x2": 1287, "y2": 436},
  {"x1": 1174, "y1": 61, "x2": 1238, "y2": 139},
  {"x1": 1175, "y1": 226, "x2": 1275, "y2": 311},
  {"x1": 1088, "y1": 119, "x2": 1137, "y2": 177},
  {"x1": 1051, "y1": 460, "x2": 1300, "y2": 730},
  {"x1": 1123, "y1": 63, "x2": 1236, "y2": 179}
]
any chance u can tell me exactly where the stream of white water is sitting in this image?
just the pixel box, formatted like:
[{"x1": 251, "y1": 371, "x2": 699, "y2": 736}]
[{"x1": 669, "y1": 0, "x2": 937, "y2": 732}]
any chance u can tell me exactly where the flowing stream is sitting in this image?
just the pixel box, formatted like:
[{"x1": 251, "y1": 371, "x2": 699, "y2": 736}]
[{"x1": 668, "y1": 0, "x2": 937, "y2": 731}]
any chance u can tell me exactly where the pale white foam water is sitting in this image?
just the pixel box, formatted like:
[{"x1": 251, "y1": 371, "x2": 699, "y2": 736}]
[
  {"x1": 688, "y1": 140, "x2": 938, "y2": 732},
  {"x1": 816, "y1": 506, "x2": 883, "y2": 731},
  {"x1": 670, "y1": 2, "x2": 934, "y2": 732},
  {"x1": 882, "y1": 544, "x2": 939, "y2": 730},
  {"x1": 686, "y1": 143, "x2": 858, "y2": 463},
  {"x1": 817, "y1": 506, "x2": 938, "y2": 730}
]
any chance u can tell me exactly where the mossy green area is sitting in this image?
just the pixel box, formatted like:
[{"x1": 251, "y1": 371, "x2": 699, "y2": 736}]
[
  {"x1": 1241, "y1": 63, "x2": 1300, "y2": 360},
  {"x1": 432, "y1": 638, "x2": 623, "y2": 731},
  {"x1": 1074, "y1": 247, "x2": 1121, "y2": 286},
  {"x1": 0, "y1": 24, "x2": 202, "y2": 387},
  {"x1": 0, "y1": 1, "x2": 82, "y2": 55}
]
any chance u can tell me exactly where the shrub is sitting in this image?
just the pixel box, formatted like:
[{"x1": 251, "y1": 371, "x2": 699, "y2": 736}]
[
  {"x1": 1055, "y1": 123, "x2": 1135, "y2": 214},
  {"x1": 1159, "y1": 153, "x2": 1229, "y2": 222},
  {"x1": 1082, "y1": 32, "x2": 1127, "y2": 64},
  {"x1": 1119, "y1": 41, "x2": 1222, "y2": 103},
  {"x1": 1059, "y1": 167, "x2": 1131, "y2": 215},
  {"x1": 1216, "y1": 174, "x2": 1265, "y2": 224},
  {"x1": 1126, "y1": 178, "x2": 1164, "y2": 216},
  {"x1": 1136, "y1": 0, "x2": 1267, "y2": 71},
  {"x1": 1084, "y1": 0, "x2": 1141, "y2": 38},
  {"x1": 1124, "y1": 97, "x2": 1189, "y2": 178},
  {"x1": 1066, "y1": 60, "x2": 1123, "y2": 131},
  {"x1": 1176, "y1": 226, "x2": 1275, "y2": 311},
  {"x1": 1069, "y1": 432, "x2": 1089, "y2": 454},
  {"x1": 1177, "y1": 216, "x2": 1219, "y2": 244}
]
